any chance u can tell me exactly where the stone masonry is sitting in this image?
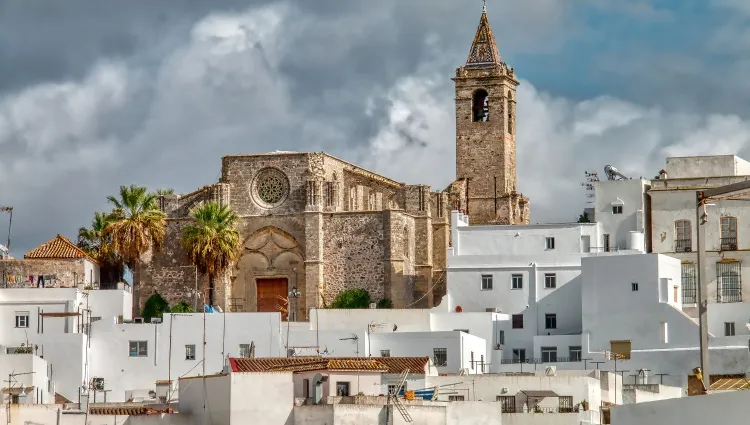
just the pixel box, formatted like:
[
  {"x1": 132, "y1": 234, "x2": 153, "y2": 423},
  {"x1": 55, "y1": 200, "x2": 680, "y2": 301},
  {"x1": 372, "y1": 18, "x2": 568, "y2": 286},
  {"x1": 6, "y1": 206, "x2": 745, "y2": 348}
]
[
  {"x1": 136, "y1": 8, "x2": 528, "y2": 318},
  {"x1": 448, "y1": 8, "x2": 530, "y2": 225}
]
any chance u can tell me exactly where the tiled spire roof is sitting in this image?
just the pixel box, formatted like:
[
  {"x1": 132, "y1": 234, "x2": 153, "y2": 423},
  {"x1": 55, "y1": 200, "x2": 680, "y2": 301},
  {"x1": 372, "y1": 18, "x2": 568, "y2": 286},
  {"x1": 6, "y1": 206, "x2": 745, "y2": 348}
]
[{"x1": 465, "y1": 8, "x2": 502, "y2": 67}]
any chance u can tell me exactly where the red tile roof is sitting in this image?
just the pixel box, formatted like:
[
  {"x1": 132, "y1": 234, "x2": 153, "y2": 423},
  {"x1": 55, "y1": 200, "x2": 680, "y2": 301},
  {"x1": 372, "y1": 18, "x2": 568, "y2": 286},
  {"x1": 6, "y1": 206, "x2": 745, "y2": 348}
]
[
  {"x1": 229, "y1": 357, "x2": 429, "y2": 374},
  {"x1": 88, "y1": 405, "x2": 172, "y2": 416},
  {"x1": 24, "y1": 234, "x2": 97, "y2": 263}
]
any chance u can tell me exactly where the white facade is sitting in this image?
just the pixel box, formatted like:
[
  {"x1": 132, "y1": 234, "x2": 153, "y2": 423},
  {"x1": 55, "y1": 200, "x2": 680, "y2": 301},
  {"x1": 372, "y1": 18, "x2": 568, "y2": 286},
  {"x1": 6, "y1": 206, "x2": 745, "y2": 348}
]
[
  {"x1": 594, "y1": 178, "x2": 650, "y2": 253},
  {"x1": 649, "y1": 155, "x2": 750, "y2": 310},
  {"x1": 611, "y1": 388, "x2": 750, "y2": 425}
]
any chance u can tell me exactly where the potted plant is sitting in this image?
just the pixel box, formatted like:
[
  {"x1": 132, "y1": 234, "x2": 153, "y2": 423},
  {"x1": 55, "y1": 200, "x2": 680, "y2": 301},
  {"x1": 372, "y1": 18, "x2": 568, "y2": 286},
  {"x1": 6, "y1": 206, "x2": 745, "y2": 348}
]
[{"x1": 580, "y1": 399, "x2": 589, "y2": 411}]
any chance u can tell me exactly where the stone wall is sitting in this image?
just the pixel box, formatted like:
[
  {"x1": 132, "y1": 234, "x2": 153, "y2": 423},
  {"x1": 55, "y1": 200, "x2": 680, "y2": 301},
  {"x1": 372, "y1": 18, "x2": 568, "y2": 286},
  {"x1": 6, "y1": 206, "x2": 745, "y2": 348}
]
[
  {"x1": 0, "y1": 259, "x2": 91, "y2": 288},
  {"x1": 322, "y1": 212, "x2": 387, "y2": 304}
]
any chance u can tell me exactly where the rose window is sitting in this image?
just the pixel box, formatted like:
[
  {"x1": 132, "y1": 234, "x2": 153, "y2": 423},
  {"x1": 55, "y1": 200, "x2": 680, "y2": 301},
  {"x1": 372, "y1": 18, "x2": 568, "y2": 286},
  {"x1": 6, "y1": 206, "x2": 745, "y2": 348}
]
[{"x1": 252, "y1": 168, "x2": 289, "y2": 208}]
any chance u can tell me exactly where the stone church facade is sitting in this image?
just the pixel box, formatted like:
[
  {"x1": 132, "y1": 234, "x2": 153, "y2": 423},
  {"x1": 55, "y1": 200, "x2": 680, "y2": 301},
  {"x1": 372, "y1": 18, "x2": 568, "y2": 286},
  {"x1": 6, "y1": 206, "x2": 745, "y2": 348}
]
[{"x1": 136, "y1": 8, "x2": 529, "y2": 319}]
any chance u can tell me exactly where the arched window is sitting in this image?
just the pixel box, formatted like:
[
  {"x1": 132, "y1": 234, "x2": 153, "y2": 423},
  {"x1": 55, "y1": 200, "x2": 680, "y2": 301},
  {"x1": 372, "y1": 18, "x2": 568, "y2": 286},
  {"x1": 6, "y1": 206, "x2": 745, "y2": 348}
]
[
  {"x1": 507, "y1": 92, "x2": 514, "y2": 134},
  {"x1": 674, "y1": 219, "x2": 691, "y2": 252},
  {"x1": 472, "y1": 89, "x2": 489, "y2": 122}
]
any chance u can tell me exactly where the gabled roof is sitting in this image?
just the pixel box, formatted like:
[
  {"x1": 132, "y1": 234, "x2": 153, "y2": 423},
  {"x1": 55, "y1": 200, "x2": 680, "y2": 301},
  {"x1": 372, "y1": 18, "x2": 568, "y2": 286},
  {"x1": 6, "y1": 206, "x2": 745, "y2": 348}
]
[
  {"x1": 24, "y1": 234, "x2": 96, "y2": 263},
  {"x1": 465, "y1": 8, "x2": 502, "y2": 67},
  {"x1": 229, "y1": 357, "x2": 429, "y2": 374}
]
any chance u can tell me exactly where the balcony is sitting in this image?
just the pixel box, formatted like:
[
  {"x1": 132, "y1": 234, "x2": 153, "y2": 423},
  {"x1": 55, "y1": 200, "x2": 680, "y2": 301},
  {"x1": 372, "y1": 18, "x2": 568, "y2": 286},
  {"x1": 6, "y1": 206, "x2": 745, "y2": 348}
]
[
  {"x1": 675, "y1": 239, "x2": 692, "y2": 253},
  {"x1": 500, "y1": 357, "x2": 581, "y2": 365},
  {"x1": 721, "y1": 237, "x2": 738, "y2": 251}
]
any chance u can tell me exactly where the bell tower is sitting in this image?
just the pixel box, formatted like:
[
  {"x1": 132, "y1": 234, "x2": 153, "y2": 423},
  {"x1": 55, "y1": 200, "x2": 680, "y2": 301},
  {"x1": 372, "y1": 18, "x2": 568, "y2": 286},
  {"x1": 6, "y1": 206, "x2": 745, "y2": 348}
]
[{"x1": 451, "y1": 5, "x2": 529, "y2": 225}]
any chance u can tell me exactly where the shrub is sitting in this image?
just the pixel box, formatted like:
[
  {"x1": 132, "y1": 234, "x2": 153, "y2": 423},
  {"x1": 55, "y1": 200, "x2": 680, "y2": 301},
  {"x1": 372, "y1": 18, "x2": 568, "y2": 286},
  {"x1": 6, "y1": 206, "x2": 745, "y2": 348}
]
[
  {"x1": 142, "y1": 293, "x2": 169, "y2": 322},
  {"x1": 170, "y1": 301, "x2": 194, "y2": 313},
  {"x1": 376, "y1": 298, "x2": 393, "y2": 309},
  {"x1": 330, "y1": 288, "x2": 371, "y2": 309}
]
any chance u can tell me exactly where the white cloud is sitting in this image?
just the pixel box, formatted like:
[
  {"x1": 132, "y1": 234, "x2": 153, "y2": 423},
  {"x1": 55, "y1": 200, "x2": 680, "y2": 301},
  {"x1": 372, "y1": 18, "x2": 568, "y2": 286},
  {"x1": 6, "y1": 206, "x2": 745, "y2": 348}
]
[{"x1": 362, "y1": 69, "x2": 750, "y2": 224}]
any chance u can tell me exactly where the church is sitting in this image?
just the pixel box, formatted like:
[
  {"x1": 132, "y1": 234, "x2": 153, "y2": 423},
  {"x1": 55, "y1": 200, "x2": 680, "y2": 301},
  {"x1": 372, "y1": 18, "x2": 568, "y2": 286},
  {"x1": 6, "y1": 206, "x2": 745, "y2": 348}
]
[{"x1": 136, "y1": 7, "x2": 530, "y2": 320}]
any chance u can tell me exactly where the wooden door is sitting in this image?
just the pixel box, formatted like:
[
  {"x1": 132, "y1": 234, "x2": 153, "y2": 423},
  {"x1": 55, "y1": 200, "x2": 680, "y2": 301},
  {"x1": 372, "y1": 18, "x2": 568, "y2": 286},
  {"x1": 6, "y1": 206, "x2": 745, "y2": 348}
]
[{"x1": 256, "y1": 278, "x2": 288, "y2": 320}]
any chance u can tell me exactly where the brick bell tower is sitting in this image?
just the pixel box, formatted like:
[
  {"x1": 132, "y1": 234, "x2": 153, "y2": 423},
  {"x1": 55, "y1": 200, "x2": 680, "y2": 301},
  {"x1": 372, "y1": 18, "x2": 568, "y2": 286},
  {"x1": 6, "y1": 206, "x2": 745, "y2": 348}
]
[{"x1": 452, "y1": 5, "x2": 529, "y2": 225}]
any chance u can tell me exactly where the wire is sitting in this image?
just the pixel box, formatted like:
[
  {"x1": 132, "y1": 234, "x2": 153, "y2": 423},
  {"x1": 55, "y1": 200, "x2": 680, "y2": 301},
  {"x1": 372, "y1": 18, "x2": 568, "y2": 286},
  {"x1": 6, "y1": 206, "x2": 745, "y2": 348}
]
[{"x1": 405, "y1": 270, "x2": 446, "y2": 308}]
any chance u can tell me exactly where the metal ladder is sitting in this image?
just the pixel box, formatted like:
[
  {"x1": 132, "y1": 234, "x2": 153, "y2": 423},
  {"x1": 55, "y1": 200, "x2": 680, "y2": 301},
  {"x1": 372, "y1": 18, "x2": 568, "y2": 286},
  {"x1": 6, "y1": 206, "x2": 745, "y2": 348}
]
[{"x1": 390, "y1": 370, "x2": 413, "y2": 422}]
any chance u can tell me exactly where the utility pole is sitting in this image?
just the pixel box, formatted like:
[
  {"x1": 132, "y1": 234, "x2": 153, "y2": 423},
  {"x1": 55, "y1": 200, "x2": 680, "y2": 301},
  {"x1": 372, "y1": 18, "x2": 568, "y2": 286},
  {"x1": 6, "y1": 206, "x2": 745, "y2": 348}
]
[{"x1": 0, "y1": 206, "x2": 12, "y2": 253}]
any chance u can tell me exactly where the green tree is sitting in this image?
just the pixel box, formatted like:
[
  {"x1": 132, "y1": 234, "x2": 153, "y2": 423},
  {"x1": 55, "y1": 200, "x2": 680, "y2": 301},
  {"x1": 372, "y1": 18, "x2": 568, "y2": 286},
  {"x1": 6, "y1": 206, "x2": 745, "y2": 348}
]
[
  {"x1": 577, "y1": 211, "x2": 591, "y2": 223},
  {"x1": 170, "y1": 301, "x2": 194, "y2": 313},
  {"x1": 155, "y1": 188, "x2": 175, "y2": 196},
  {"x1": 104, "y1": 185, "x2": 167, "y2": 271},
  {"x1": 330, "y1": 288, "x2": 372, "y2": 309},
  {"x1": 181, "y1": 201, "x2": 241, "y2": 307},
  {"x1": 77, "y1": 212, "x2": 125, "y2": 285},
  {"x1": 142, "y1": 293, "x2": 169, "y2": 322},
  {"x1": 376, "y1": 298, "x2": 393, "y2": 309}
]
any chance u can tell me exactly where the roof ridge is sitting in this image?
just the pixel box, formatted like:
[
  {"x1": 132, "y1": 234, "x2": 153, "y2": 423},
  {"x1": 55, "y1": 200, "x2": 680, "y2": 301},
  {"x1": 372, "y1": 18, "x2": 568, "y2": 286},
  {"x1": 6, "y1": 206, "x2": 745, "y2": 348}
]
[{"x1": 24, "y1": 234, "x2": 98, "y2": 264}]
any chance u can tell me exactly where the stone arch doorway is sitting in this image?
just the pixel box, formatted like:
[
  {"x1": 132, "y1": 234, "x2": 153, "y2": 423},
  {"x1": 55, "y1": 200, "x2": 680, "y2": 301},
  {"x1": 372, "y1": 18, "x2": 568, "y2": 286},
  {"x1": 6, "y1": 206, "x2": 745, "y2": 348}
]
[{"x1": 234, "y1": 227, "x2": 305, "y2": 320}]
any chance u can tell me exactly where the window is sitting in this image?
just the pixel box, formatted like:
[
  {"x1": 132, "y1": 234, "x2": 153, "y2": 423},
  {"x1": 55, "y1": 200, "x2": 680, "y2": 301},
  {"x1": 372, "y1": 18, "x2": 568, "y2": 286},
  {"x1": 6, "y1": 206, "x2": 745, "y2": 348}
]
[
  {"x1": 661, "y1": 322, "x2": 669, "y2": 344},
  {"x1": 541, "y1": 347, "x2": 558, "y2": 363},
  {"x1": 675, "y1": 220, "x2": 692, "y2": 252},
  {"x1": 497, "y1": 330, "x2": 505, "y2": 345},
  {"x1": 545, "y1": 237, "x2": 555, "y2": 250},
  {"x1": 388, "y1": 382, "x2": 407, "y2": 395},
  {"x1": 569, "y1": 346, "x2": 582, "y2": 362},
  {"x1": 717, "y1": 261, "x2": 742, "y2": 303},
  {"x1": 603, "y1": 234, "x2": 610, "y2": 252},
  {"x1": 512, "y1": 349, "x2": 526, "y2": 363},
  {"x1": 545, "y1": 314, "x2": 557, "y2": 329},
  {"x1": 481, "y1": 275, "x2": 493, "y2": 290},
  {"x1": 433, "y1": 348, "x2": 447, "y2": 366},
  {"x1": 512, "y1": 314, "x2": 523, "y2": 329},
  {"x1": 14, "y1": 312, "x2": 29, "y2": 328},
  {"x1": 325, "y1": 182, "x2": 335, "y2": 207},
  {"x1": 725, "y1": 322, "x2": 736, "y2": 337},
  {"x1": 497, "y1": 396, "x2": 516, "y2": 413},
  {"x1": 544, "y1": 273, "x2": 557, "y2": 289},
  {"x1": 185, "y1": 344, "x2": 196, "y2": 360},
  {"x1": 682, "y1": 263, "x2": 697, "y2": 304},
  {"x1": 472, "y1": 89, "x2": 489, "y2": 122},
  {"x1": 632, "y1": 282, "x2": 639, "y2": 291},
  {"x1": 303, "y1": 379, "x2": 310, "y2": 398},
  {"x1": 380, "y1": 349, "x2": 391, "y2": 357},
  {"x1": 511, "y1": 274, "x2": 523, "y2": 289},
  {"x1": 448, "y1": 395, "x2": 465, "y2": 401},
  {"x1": 721, "y1": 217, "x2": 738, "y2": 250},
  {"x1": 129, "y1": 341, "x2": 148, "y2": 357},
  {"x1": 559, "y1": 396, "x2": 574, "y2": 413},
  {"x1": 335, "y1": 382, "x2": 350, "y2": 396},
  {"x1": 612, "y1": 205, "x2": 623, "y2": 214},
  {"x1": 239, "y1": 344, "x2": 251, "y2": 358}
]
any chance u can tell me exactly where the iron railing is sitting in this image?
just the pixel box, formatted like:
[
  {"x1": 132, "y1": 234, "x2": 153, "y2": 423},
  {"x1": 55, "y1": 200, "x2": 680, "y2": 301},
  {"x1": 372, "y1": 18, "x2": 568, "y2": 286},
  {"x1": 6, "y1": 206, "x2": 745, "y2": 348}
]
[
  {"x1": 675, "y1": 239, "x2": 692, "y2": 252},
  {"x1": 720, "y1": 237, "x2": 738, "y2": 251},
  {"x1": 716, "y1": 262, "x2": 742, "y2": 303},
  {"x1": 516, "y1": 406, "x2": 580, "y2": 414},
  {"x1": 500, "y1": 357, "x2": 581, "y2": 365}
]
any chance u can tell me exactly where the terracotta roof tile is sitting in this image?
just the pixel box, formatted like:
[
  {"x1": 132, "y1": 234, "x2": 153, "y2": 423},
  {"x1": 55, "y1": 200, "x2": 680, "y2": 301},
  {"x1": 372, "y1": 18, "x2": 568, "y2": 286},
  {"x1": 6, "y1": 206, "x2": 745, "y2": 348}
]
[
  {"x1": 24, "y1": 234, "x2": 96, "y2": 263},
  {"x1": 230, "y1": 357, "x2": 428, "y2": 374},
  {"x1": 88, "y1": 405, "x2": 172, "y2": 416},
  {"x1": 374, "y1": 357, "x2": 430, "y2": 374}
]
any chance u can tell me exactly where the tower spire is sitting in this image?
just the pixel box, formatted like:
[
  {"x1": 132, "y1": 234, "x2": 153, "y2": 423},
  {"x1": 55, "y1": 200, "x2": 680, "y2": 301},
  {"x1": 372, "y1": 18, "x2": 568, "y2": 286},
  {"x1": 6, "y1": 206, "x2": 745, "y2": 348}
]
[{"x1": 465, "y1": 4, "x2": 502, "y2": 67}]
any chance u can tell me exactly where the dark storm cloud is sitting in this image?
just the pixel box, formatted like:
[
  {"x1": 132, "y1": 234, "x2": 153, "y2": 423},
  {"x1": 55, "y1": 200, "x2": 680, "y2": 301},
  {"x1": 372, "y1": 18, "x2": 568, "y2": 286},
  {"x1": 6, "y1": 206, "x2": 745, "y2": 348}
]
[{"x1": 3, "y1": 0, "x2": 750, "y2": 256}]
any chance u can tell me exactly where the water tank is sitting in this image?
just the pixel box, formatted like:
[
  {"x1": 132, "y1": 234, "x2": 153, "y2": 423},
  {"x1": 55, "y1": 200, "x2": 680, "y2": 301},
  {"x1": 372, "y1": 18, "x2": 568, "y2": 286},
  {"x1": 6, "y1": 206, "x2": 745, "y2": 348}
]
[{"x1": 628, "y1": 231, "x2": 645, "y2": 252}]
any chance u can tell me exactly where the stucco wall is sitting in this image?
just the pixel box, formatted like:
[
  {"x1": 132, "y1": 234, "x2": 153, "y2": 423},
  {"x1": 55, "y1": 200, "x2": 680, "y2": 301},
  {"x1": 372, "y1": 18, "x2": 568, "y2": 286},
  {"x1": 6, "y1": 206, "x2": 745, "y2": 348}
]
[
  {"x1": 611, "y1": 388, "x2": 750, "y2": 425},
  {"x1": 230, "y1": 372, "x2": 294, "y2": 425}
]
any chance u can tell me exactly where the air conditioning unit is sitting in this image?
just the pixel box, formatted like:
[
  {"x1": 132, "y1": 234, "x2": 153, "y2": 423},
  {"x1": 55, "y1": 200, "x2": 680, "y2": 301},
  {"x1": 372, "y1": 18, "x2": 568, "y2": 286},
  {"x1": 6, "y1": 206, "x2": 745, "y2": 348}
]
[
  {"x1": 369, "y1": 303, "x2": 377, "y2": 309},
  {"x1": 134, "y1": 317, "x2": 144, "y2": 324}
]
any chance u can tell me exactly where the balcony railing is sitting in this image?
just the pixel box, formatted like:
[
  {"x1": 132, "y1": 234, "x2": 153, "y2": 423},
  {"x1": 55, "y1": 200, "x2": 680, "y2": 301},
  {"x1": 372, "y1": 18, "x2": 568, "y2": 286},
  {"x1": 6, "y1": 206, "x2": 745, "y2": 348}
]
[
  {"x1": 510, "y1": 406, "x2": 580, "y2": 414},
  {"x1": 675, "y1": 239, "x2": 692, "y2": 252},
  {"x1": 721, "y1": 237, "x2": 738, "y2": 251},
  {"x1": 500, "y1": 357, "x2": 581, "y2": 365}
]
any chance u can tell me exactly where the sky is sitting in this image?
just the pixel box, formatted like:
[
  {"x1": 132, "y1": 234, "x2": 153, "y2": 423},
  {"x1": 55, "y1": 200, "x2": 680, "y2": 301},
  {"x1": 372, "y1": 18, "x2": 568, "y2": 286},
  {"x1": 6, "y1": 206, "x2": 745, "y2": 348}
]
[{"x1": 3, "y1": 0, "x2": 750, "y2": 256}]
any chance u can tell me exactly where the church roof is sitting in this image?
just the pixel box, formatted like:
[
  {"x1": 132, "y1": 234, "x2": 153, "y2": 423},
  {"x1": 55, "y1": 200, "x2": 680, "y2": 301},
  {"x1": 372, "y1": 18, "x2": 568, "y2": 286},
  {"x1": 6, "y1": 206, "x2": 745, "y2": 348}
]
[
  {"x1": 24, "y1": 234, "x2": 97, "y2": 263},
  {"x1": 465, "y1": 7, "x2": 502, "y2": 67}
]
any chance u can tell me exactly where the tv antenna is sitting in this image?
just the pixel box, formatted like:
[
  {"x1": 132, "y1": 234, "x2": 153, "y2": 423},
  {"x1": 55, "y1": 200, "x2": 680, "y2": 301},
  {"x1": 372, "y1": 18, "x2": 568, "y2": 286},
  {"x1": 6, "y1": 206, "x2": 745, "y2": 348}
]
[{"x1": 0, "y1": 206, "x2": 12, "y2": 253}]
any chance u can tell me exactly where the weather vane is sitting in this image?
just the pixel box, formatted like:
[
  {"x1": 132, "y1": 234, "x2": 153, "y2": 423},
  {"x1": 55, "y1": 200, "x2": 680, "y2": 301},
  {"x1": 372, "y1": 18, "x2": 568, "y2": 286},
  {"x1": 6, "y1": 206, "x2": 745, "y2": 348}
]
[{"x1": 483, "y1": 0, "x2": 487, "y2": 11}]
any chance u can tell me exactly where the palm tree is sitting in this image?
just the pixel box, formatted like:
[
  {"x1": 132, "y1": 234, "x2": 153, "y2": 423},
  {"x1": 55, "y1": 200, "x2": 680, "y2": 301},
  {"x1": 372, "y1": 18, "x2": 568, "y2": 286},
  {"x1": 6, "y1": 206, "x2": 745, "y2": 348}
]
[
  {"x1": 181, "y1": 201, "x2": 241, "y2": 307},
  {"x1": 104, "y1": 185, "x2": 167, "y2": 297},
  {"x1": 77, "y1": 212, "x2": 124, "y2": 286},
  {"x1": 155, "y1": 188, "x2": 175, "y2": 196}
]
